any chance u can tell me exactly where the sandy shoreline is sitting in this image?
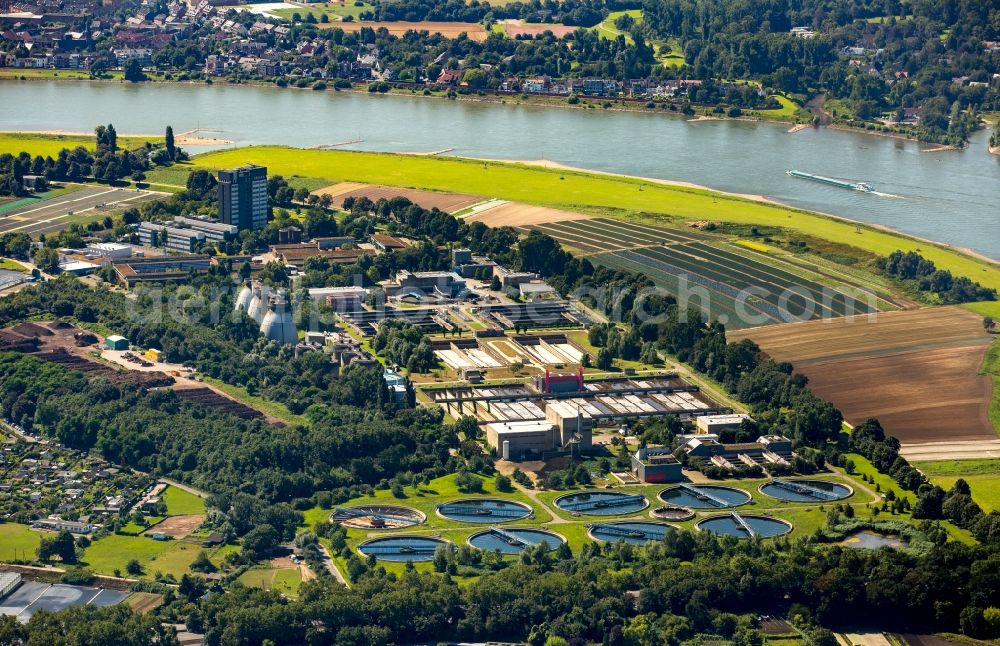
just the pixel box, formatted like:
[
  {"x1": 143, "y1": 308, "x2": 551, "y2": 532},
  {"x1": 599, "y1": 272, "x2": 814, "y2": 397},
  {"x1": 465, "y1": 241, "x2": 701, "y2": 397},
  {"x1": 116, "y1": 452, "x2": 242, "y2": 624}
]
[{"x1": 471, "y1": 157, "x2": 780, "y2": 205}]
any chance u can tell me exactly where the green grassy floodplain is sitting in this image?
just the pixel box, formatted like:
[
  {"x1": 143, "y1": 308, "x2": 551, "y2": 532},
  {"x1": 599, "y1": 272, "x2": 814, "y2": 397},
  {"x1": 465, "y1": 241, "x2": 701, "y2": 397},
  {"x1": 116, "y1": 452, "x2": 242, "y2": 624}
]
[
  {"x1": 913, "y1": 459, "x2": 1000, "y2": 512},
  {"x1": 0, "y1": 132, "x2": 162, "y2": 158},
  {"x1": 188, "y1": 146, "x2": 1000, "y2": 292}
]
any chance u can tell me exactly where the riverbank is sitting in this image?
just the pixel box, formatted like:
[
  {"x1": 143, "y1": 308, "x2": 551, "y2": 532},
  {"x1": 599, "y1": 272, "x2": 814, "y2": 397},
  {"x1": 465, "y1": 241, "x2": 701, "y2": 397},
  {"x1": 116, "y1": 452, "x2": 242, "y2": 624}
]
[
  {"x1": 3, "y1": 78, "x2": 997, "y2": 260},
  {"x1": 184, "y1": 145, "x2": 1000, "y2": 288},
  {"x1": 827, "y1": 123, "x2": 957, "y2": 149},
  {"x1": 464, "y1": 156, "x2": 780, "y2": 205},
  {"x1": 467, "y1": 155, "x2": 998, "y2": 267},
  {"x1": 0, "y1": 67, "x2": 964, "y2": 149},
  {"x1": 0, "y1": 128, "x2": 230, "y2": 147},
  {"x1": 0, "y1": 71, "x2": 820, "y2": 136}
]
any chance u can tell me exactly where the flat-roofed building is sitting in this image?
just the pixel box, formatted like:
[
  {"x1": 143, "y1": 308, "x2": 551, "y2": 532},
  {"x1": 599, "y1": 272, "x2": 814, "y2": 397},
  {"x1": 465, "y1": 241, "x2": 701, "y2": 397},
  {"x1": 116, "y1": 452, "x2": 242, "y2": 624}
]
[
  {"x1": 86, "y1": 242, "x2": 133, "y2": 260},
  {"x1": 387, "y1": 270, "x2": 467, "y2": 298},
  {"x1": 172, "y1": 216, "x2": 238, "y2": 241},
  {"x1": 315, "y1": 236, "x2": 356, "y2": 250},
  {"x1": 545, "y1": 400, "x2": 593, "y2": 450},
  {"x1": 486, "y1": 420, "x2": 559, "y2": 460},
  {"x1": 137, "y1": 222, "x2": 205, "y2": 253},
  {"x1": 695, "y1": 413, "x2": 752, "y2": 434},
  {"x1": 307, "y1": 286, "x2": 368, "y2": 311},
  {"x1": 113, "y1": 254, "x2": 211, "y2": 287},
  {"x1": 631, "y1": 447, "x2": 683, "y2": 483}
]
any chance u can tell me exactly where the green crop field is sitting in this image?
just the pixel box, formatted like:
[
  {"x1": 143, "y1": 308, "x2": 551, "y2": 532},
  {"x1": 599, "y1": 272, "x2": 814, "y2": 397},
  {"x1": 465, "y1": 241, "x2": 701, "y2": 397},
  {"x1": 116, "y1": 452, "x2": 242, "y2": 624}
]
[
  {"x1": 163, "y1": 486, "x2": 206, "y2": 516},
  {"x1": 914, "y1": 459, "x2": 1000, "y2": 512},
  {"x1": 0, "y1": 132, "x2": 162, "y2": 158},
  {"x1": 0, "y1": 523, "x2": 43, "y2": 561},
  {"x1": 189, "y1": 147, "x2": 1000, "y2": 292}
]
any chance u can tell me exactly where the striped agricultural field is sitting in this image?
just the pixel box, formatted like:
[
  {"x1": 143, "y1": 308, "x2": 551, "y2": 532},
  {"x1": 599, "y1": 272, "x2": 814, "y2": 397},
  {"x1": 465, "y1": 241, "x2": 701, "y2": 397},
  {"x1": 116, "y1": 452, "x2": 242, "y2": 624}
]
[{"x1": 535, "y1": 218, "x2": 881, "y2": 328}]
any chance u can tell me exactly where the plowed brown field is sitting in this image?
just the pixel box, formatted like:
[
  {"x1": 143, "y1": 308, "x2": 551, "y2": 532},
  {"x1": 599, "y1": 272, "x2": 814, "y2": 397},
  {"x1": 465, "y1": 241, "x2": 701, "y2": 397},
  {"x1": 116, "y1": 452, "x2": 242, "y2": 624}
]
[
  {"x1": 314, "y1": 182, "x2": 482, "y2": 213},
  {"x1": 730, "y1": 306, "x2": 996, "y2": 444},
  {"x1": 318, "y1": 21, "x2": 489, "y2": 41}
]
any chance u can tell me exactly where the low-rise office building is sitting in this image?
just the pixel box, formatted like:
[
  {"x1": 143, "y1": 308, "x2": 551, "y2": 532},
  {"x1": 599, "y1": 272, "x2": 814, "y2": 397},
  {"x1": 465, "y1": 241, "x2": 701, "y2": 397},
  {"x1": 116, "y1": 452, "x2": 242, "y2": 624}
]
[{"x1": 137, "y1": 222, "x2": 205, "y2": 253}]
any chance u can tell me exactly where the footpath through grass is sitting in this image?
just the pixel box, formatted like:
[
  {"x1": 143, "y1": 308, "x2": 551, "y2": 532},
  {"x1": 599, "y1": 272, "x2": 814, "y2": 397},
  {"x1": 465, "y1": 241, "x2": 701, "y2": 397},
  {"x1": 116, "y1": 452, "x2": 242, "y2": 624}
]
[{"x1": 190, "y1": 147, "x2": 1000, "y2": 292}]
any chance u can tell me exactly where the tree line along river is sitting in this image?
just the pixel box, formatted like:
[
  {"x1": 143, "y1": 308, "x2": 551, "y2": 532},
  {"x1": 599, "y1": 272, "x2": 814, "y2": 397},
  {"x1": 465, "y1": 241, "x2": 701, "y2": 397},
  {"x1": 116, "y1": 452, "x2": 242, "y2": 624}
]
[{"x1": 2, "y1": 79, "x2": 998, "y2": 261}]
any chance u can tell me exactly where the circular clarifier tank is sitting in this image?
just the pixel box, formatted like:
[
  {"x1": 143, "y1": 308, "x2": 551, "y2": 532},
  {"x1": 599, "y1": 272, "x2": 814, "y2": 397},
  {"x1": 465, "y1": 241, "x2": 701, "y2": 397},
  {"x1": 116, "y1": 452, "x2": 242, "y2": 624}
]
[
  {"x1": 468, "y1": 527, "x2": 565, "y2": 554},
  {"x1": 357, "y1": 536, "x2": 450, "y2": 562},
  {"x1": 554, "y1": 491, "x2": 649, "y2": 516},
  {"x1": 589, "y1": 521, "x2": 674, "y2": 545},
  {"x1": 650, "y1": 505, "x2": 695, "y2": 521},
  {"x1": 696, "y1": 514, "x2": 792, "y2": 539},
  {"x1": 658, "y1": 484, "x2": 751, "y2": 509},
  {"x1": 436, "y1": 498, "x2": 533, "y2": 523},
  {"x1": 330, "y1": 505, "x2": 425, "y2": 529},
  {"x1": 759, "y1": 479, "x2": 852, "y2": 502}
]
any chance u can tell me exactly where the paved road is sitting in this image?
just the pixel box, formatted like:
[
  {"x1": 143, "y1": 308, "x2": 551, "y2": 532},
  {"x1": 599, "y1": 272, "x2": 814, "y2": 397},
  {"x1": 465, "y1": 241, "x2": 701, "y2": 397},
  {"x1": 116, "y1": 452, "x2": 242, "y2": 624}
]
[
  {"x1": 0, "y1": 186, "x2": 164, "y2": 236},
  {"x1": 900, "y1": 439, "x2": 1000, "y2": 462}
]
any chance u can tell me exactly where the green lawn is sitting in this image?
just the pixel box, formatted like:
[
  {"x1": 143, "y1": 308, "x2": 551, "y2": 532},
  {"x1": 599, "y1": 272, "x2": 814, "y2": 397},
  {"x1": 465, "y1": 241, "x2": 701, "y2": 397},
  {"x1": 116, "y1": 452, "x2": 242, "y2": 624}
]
[
  {"x1": 0, "y1": 258, "x2": 26, "y2": 271},
  {"x1": 80, "y1": 534, "x2": 174, "y2": 576},
  {"x1": 162, "y1": 486, "x2": 207, "y2": 516},
  {"x1": 189, "y1": 147, "x2": 1000, "y2": 292},
  {"x1": 0, "y1": 523, "x2": 43, "y2": 561},
  {"x1": 0, "y1": 132, "x2": 162, "y2": 158},
  {"x1": 238, "y1": 566, "x2": 302, "y2": 598},
  {"x1": 80, "y1": 533, "x2": 214, "y2": 579},
  {"x1": 913, "y1": 459, "x2": 1000, "y2": 512},
  {"x1": 590, "y1": 9, "x2": 642, "y2": 43},
  {"x1": 750, "y1": 94, "x2": 811, "y2": 121}
]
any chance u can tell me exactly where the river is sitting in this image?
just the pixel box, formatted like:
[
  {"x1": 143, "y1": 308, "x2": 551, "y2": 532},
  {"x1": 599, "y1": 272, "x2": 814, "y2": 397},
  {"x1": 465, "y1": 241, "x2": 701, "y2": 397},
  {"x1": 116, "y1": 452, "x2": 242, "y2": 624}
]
[{"x1": 3, "y1": 80, "x2": 998, "y2": 260}]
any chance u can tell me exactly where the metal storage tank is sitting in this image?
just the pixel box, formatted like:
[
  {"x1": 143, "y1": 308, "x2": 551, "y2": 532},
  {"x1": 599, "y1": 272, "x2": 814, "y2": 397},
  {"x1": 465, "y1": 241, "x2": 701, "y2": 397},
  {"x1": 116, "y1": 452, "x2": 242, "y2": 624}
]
[
  {"x1": 234, "y1": 282, "x2": 253, "y2": 312},
  {"x1": 260, "y1": 298, "x2": 298, "y2": 344}
]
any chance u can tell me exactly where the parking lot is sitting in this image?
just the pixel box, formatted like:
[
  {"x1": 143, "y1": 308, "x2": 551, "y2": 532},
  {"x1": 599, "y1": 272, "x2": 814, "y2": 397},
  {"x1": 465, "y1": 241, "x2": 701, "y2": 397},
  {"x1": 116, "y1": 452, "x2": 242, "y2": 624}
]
[
  {"x1": 0, "y1": 580, "x2": 128, "y2": 622},
  {"x1": 0, "y1": 186, "x2": 164, "y2": 237}
]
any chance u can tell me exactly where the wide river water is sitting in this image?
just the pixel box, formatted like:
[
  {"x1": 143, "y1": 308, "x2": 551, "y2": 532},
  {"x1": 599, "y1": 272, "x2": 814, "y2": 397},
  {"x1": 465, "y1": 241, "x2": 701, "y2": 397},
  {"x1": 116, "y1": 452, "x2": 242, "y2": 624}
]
[{"x1": 3, "y1": 80, "x2": 999, "y2": 259}]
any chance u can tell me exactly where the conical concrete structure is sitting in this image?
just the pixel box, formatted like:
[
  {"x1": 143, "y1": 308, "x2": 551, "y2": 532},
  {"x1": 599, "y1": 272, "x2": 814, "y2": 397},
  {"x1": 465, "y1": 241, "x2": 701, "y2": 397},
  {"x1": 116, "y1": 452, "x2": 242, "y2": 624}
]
[
  {"x1": 247, "y1": 284, "x2": 268, "y2": 324},
  {"x1": 235, "y1": 282, "x2": 253, "y2": 313},
  {"x1": 260, "y1": 297, "x2": 297, "y2": 344}
]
